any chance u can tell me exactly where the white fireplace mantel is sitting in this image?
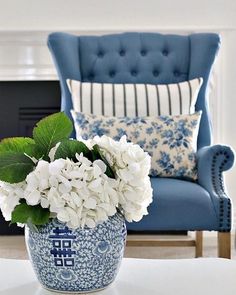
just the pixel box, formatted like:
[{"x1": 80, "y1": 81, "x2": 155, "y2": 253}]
[{"x1": 0, "y1": 31, "x2": 57, "y2": 81}]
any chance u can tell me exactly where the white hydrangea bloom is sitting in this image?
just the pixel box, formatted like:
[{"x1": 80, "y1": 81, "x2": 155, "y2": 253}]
[
  {"x1": 0, "y1": 135, "x2": 153, "y2": 229},
  {"x1": 91, "y1": 135, "x2": 153, "y2": 222},
  {"x1": 48, "y1": 142, "x2": 61, "y2": 162},
  {"x1": 22, "y1": 153, "x2": 119, "y2": 229},
  {"x1": 0, "y1": 181, "x2": 26, "y2": 221}
]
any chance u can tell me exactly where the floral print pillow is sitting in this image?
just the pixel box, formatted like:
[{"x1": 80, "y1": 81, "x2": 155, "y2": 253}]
[{"x1": 71, "y1": 110, "x2": 202, "y2": 180}]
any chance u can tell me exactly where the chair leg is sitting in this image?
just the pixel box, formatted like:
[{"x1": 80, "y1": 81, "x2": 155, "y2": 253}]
[
  {"x1": 195, "y1": 231, "x2": 203, "y2": 258},
  {"x1": 218, "y1": 232, "x2": 231, "y2": 259}
]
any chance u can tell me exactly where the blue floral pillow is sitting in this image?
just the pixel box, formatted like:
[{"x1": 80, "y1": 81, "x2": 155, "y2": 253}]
[{"x1": 71, "y1": 110, "x2": 202, "y2": 180}]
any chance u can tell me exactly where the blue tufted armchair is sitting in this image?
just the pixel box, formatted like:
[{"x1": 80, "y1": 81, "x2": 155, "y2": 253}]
[{"x1": 48, "y1": 32, "x2": 234, "y2": 258}]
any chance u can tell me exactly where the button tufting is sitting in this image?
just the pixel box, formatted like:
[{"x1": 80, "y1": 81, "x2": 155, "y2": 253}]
[
  {"x1": 119, "y1": 50, "x2": 125, "y2": 56},
  {"x1": 141, "y1": 50, "x2": 147, "y2": 56},
  {"x1": 162, "y1": 50, "x2": 168, "y2": 56},
  {"x1": 153, "y1": 70, "x2": 159, "y2": 77},
  {"x1": 97, "y1": 51, "x2": 104, "y2": 58},
  {"x1": 109, "y1": 71, "x2": 116, "y2": 78},
  {"x1": 131, "y1": 70, "x2": 137, "y2": 76}
]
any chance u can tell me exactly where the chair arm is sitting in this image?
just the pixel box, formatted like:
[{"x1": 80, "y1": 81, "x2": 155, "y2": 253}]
[{"x1": 197, "y1": 145, "x2": 235, "y2": 231}]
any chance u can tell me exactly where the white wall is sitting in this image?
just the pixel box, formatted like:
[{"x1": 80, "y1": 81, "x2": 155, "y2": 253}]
[
  {"x1": 0, "y1": 0, "x2": 235, "y2": 30},
  {"x1": 0, "y1": 0, "x2": 236, "y2": 221}
]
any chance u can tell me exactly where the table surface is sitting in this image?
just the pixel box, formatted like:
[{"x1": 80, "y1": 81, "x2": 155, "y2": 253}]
[{"x1": 0, "y1": 258, "x2": 236, "y2": 295}]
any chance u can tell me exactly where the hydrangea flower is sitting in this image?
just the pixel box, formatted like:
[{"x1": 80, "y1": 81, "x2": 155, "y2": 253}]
[
  {"x1": 0, "y1": 135, "x2": 153, "y2": 229},
  {"x1": 90, "y1": 136, "x2": 153, "y2": 222},
  {"x1": 0, "y1": 182, "x2": 25, "y2": 221}
]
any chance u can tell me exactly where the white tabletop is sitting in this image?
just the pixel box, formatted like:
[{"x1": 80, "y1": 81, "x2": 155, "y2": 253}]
[{"x1": 0, "y1": 258, "x2": 236, "y2": 295}]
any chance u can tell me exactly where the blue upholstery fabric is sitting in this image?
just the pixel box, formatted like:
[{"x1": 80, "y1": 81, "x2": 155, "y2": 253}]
[
  {"x1": 48, "y1": 32, "x2": 234, "y2": 232},
  {"x1": 127, "y1": 178, "x2": 218, "y2": 231}
]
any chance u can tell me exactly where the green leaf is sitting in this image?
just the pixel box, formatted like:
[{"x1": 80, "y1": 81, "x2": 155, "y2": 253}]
[
  {"x1": 33, "y1": 112, "x2": 73, "y2": 160},
  {"x1": 91, "y1": 145, "x2": 116, "y2": 179},
  {"x1": 0, "y1": 137, "x2": 43, "y2": 160},
  {"x1": 0, "y1": 137, "x2": 35, "y2": 154},
  {"x1": 26, "y1": 144, "x2": 44, "y2": 160},
  {"x1": 0, "y1": 152, "x2": 35, "y2": 183},
  {"x1": 54, "y1": 139, "x2": 92, "y2": 161},
  {"x1": 11, "y1": 203, "x2": 50, "y2": 226}
]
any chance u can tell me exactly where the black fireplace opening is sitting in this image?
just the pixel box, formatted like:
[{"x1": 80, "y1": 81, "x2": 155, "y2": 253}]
[{"x1": 0, "y1": 81, "x2": 61, "y2": 234}]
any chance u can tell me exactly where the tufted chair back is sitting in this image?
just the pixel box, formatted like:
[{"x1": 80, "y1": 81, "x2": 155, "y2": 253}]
[{"x1": 48, "y1": 32, "x2": 220, "y2": 149}]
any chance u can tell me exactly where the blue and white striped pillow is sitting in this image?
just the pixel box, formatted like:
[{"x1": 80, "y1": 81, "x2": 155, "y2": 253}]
[{"x1": 67, "y1": 78, "x2": 203, "y2": 117}]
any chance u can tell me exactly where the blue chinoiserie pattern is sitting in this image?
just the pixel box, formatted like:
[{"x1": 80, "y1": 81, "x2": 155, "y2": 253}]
[
  {"x1": 49, "y1": 227, "x2": 76, "y2": 267},
  {"x1": 25, "y1": 213, "x2": 126, "y2": 293}
]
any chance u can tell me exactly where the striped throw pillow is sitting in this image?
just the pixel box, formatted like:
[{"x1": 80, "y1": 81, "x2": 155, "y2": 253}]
[{"x1": 67, "y1": 78, "x2": 203, "y2": 117}]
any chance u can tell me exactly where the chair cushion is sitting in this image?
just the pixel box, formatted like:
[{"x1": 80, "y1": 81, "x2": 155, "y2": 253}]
[{"x1": 127, "y1": 177, "x2": 218, "y2": 231}]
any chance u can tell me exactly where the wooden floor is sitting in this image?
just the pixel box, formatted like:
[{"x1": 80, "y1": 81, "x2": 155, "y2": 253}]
[{"x1": 0, "y1": 234, "x2": 235, "y2": 260}]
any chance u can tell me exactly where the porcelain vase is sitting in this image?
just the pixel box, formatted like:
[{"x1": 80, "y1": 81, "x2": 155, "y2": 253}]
[{"x1": 25, "y1": 213, "x2": 126, "y2": 293}]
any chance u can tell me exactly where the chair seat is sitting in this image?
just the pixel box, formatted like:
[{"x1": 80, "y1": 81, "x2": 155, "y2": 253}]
[{"x1": 127, "y1": 178, "x2": 218, "y2": 232}]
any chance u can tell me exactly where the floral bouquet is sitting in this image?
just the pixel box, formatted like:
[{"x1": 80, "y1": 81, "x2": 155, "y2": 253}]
[{"x1": 0, "y1": 112, "x2": 153, "y2": 229}]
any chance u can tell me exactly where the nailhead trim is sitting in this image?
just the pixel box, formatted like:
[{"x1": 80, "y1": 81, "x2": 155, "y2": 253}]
[{"x1": 211, "y1": 151, "x2": 231, "y2": 232}]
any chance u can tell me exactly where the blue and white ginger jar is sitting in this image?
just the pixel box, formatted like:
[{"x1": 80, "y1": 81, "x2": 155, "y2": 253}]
[{"x1": 25, "y1": 213, "x2": 126, "y2": 293}]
